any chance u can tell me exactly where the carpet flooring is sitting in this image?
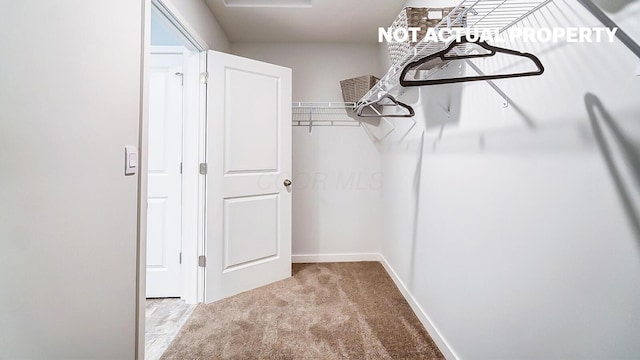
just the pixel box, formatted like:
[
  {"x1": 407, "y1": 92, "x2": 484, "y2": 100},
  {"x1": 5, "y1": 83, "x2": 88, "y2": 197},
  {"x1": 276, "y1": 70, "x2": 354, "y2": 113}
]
[{"x1": 161, "y1": 262, "x2": 444, "y2": 359}]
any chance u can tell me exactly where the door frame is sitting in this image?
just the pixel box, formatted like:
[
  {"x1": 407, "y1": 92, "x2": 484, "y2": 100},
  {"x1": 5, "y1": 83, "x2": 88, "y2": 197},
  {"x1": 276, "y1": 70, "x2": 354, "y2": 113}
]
[{"x1": 138, "y1": 1, "x2": 208, "y2": 358}]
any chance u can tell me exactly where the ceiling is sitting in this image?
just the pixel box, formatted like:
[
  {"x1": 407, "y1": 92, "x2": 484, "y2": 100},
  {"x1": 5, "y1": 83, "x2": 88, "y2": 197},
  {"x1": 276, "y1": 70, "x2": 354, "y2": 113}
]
[{"x1": 204, "y1": 0, "x2": 406, "y2": 43}]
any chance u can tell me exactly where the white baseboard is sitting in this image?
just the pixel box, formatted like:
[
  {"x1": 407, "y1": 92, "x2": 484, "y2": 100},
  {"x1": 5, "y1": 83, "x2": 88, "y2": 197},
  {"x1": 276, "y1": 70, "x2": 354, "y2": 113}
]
[
  {"x1": 292, "y1": 253, "x2": 381, "y2": 263},
  {"x1": 378, "y1": 255, "x2": 458, "y2": 360}
]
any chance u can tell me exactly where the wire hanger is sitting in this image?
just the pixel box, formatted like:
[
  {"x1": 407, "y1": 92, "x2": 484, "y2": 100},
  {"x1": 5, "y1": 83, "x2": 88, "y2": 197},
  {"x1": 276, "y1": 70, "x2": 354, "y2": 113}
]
[
  {"x1": 356, "y1": 94, "x2": 415, "y2": 118},
  {"x1": 400, "y1": 36, "x2": 545, "y2": 86}
]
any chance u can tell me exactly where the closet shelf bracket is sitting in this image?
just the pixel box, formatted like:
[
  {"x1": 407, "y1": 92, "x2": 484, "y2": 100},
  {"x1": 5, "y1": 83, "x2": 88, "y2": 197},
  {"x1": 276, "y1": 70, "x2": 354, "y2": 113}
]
[{"x1": 464, "y1": 60, "x2": 509, "y2": 108}]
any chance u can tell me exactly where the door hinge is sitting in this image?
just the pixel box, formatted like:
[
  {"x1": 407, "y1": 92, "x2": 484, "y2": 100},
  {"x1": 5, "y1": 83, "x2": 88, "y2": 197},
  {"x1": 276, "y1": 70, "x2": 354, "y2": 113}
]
[
  {"x1": 198, "y1": 255, "x2": 206, "y2": 267},
  {"x1": 180, "y1": 162, "x2": 183, "y2": 174},
  {"x1": 199, "y1": 163, "x2": 208, "y2": 175},
  {"x1": 200, "y1": 72, "x2": 209, "y2": 84},
  {"x1": 179, "y1": 252, "x2": 182, "y2": 265}
]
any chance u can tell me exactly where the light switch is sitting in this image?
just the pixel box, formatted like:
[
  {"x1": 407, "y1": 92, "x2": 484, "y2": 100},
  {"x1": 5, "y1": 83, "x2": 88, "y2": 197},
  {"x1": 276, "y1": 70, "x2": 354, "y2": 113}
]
[
  {"x1": 125, "y1": 145, "x2": 138, "y2": 176},
  {"x1": 129, "y1": 153, "x2": 138, "y2": 168}
]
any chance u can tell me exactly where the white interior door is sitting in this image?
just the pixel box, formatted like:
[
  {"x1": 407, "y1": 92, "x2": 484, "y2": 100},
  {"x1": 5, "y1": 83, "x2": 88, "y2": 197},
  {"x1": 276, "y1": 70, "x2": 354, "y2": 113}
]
[
  {"x1": 205, "y1": 51, "x2": 292, "y2": 303},
  {"x1": 146, "y1": 48, "x2": 184, "y2": 298}
]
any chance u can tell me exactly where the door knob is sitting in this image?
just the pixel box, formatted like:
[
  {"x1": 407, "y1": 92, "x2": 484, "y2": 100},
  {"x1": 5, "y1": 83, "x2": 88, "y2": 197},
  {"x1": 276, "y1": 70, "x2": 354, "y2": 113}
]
[{"x1": 283, "y1": 179, "x2": 292, "y2": 187}]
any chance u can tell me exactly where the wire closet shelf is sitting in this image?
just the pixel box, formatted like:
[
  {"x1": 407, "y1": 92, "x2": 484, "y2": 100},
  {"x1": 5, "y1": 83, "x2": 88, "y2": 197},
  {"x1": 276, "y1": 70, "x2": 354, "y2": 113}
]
[
  {"x1": 292, "y1": 102, "x2": 359, "y2": 132},
  {"x1": 356, "y1": 0, "x2": 553, "y2": 109}
]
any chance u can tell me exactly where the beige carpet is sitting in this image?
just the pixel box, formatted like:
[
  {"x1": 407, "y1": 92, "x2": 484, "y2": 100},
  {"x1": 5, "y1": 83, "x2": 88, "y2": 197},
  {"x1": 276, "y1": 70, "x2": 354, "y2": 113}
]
[{"x1": 161, "y1": 262, "x2": 444, "y2": 359}]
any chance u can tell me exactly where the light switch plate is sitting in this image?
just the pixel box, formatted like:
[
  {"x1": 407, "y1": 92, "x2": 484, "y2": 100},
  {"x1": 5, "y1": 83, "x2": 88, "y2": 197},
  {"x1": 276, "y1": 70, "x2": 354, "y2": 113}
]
[{"x1": 125, "y1": 145, "x2": 138, "y2": 176}]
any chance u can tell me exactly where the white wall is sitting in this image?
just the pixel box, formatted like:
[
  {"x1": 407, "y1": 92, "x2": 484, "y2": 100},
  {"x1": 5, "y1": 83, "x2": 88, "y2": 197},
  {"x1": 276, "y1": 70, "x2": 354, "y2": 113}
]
[
  {"x1": 231, "y1": 43, "x2": 384, "y2": 258},
  {"x1": 151, "y1": 13, "x2": 185, "y2": 46},
  {"x1": 0, "y1": 1, "x2": 143, "y2": 358},
  {"x1": 163, "y1": 0, "x2": 230, "y2": 52},
  {"x1": 378, "y1": 0, "x2": 640, "y2": 359},
  {"x1": 232, "y1": 43, "x2": 384, "y2": 102}
]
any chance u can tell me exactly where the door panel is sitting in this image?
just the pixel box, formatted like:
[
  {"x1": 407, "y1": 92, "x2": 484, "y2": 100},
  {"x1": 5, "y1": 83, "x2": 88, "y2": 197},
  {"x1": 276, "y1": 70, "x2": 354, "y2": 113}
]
[
  {"x1": 223, "y1": 194, "x2": 279, "y2": 270},
  {"x1": 146, "y1": 198, "x2": 168, "y2": 266},
  {"x1": 224, "y1": 69, "x2": 280, "y2": 173},
  {"x1": 206, "y1": 51, "x2": 292, "y2": 303},
  {"x1": 146, "y1": 49, "x2": 184, "y2": 298}
]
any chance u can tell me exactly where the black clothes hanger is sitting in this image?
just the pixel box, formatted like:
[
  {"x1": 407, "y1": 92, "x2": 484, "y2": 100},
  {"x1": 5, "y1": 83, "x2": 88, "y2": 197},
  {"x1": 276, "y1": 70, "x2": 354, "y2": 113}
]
[
  {"x1": 400, "y1": 36, "x2": 544, "y2": 86},
  {"x1": 356, "y1": 94, "x2": 415, "y2": 118}
]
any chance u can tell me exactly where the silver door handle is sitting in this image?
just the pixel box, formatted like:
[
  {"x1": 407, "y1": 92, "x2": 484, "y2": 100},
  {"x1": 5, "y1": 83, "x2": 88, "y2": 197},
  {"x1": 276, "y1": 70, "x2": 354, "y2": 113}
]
[{"x1": 283, "y1": 179, "x2": 292, "y2": 187}]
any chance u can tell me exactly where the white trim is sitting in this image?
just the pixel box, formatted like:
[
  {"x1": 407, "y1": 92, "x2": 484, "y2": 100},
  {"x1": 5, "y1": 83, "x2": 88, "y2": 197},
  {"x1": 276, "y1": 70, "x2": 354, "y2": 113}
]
[
  {"x1": 378, "y1": 255, "x2": 458, "y2": 360},
  {"x1": 179, "y1": 48, "x2": 201, "y2": 305},
  {"x1": 196, "y1": 51, "x2": 207, "y2": 304},
  {"x1": 292, "y1": 253, "x2": 381, "y2": 263},
  {"x1": 136, "y1": 1, "x2": 151, "y2": 359}
]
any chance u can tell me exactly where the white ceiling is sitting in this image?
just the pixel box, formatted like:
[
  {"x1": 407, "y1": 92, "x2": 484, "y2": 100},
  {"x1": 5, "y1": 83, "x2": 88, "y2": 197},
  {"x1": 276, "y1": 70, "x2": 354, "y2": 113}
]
[{"x1": 204, "y1": 0, "x2": 406, "y2": 43}]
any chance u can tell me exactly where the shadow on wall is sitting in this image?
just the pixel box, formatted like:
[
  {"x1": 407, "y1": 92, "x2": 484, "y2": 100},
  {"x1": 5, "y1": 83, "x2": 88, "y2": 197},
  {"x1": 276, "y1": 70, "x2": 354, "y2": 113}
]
[
  {"x1": 415, "y1": 62, "x2": 541, "y2": 133},
  {"x1": 415, "y1": 64, "x2": 464, "y2": 130},
  {"x1": 585, "y1": 92, "x2": 640, "y2": 245},
  {"x1": 578, "y1": 0, "x2": 640, "y2": 58},
  {"x1": 408, "y1": 131, "x2": 425, "y2": 290},
  {"x1": 589, "y1": 0, "x2": 638, "y2": 13}
]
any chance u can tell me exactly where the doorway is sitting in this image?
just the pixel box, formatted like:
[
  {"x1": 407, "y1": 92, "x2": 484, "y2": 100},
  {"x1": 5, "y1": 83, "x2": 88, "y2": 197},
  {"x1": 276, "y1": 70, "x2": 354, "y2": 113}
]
[
  {"x1": 145, "y1": 2, "x2": 206, "y2": 359},
  {"x1": 140, "y1": 2, "x2": 293, "y2": 358}
]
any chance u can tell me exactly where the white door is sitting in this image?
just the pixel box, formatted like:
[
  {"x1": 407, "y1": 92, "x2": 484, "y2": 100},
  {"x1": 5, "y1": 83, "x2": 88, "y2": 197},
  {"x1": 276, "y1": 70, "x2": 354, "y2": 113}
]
[
  {"x1": 146, "y1": 48, "x2": 184, "y2": 298},
  {"x1": 205, "y1": 51, "x2": 292, "y2": 303}
]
